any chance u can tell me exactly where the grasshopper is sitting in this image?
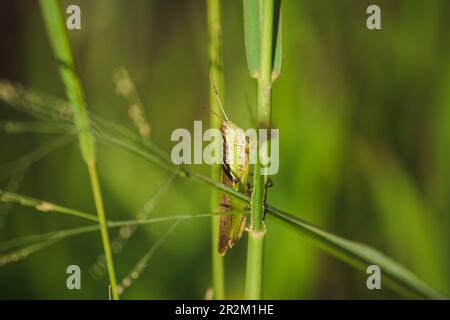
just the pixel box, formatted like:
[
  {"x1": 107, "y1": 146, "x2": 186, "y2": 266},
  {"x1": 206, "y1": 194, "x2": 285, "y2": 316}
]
[
  {"x1": 210, "y1": 77, "x2": 251, "y2": 255},
  {"x1": 218, "y1": 120, "x2": 251, "y2": 255}
]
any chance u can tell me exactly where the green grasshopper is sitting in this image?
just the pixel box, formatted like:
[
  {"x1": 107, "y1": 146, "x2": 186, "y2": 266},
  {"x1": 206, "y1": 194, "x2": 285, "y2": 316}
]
[
  {"x1": 210, "y1": 77, "x2": 251, "y2": 255},
  {"x1": 218, "y1": 120, "x2": 251, "y2": 255}
]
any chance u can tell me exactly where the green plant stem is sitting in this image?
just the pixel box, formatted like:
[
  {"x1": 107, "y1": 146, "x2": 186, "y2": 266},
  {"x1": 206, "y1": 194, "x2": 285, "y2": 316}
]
[
  {"x1": 0, "y1": 189, "x2": 98, "y2": 222},
  {"x1": 207, "y1": 0, "x2": 225, "y2": 300},
  {"x1": 245, "y1": 0, "x2": 275, "y2": 300},
  {"x1": 87, "y1": 162, "x2": 119, "y2": 299},
  {"x1": 38, "y1": 0, "x2": 119, "y2": 300}
]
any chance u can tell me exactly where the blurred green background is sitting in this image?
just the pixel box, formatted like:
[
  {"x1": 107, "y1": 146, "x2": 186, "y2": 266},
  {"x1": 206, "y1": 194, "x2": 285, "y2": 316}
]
[{"x1": 0, "y1": 0, "x2": 449, "y2": 299}]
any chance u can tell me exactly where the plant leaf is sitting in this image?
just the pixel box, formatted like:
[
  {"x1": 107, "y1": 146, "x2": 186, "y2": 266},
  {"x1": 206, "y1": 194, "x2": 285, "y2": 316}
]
[
  {"x1": 243, "y1": 0, "x2": 282, "y2": 80},
  {"x1": 243, "y1": 0, "x2": 260, "y2": 78},
  {"x1": 271, "y1": 0, "x2": 282, "y2": 80},
  {"x1": 267, "y1": 206, "x2": 446, "y2": 300}
]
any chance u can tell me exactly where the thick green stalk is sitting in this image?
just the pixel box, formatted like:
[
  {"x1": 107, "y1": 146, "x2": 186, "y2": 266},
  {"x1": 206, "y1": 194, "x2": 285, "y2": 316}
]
[
  {"x1": 207, "y1": 0, "x2": 225, "y2": 300},
  {"x1": 245, "y1": 0, "x2": 275, "y2": 300},
  {"x1": 39, "y1": 0, "x2": 119, "y2": 300}
]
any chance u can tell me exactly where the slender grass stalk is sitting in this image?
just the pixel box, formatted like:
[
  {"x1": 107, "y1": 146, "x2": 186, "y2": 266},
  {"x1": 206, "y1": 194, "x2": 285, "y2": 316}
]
[
  {"x1": 0, "y1": 172, "x2": 24, "y2": 232},
  {"x1": 0, "y1": 135, "x2": 74, "y2": 181},
  {"x1": 113, "y1": 67, "x2": 151, "y2": 140},
  {"x1": 245, "y1": 0, "x2": 276, "y2": 300},
  {"x1": 0, "y1": 189, "x2": 98, "y2": 222},
  {"x1": 116, "y1": 220, "x2": 181, "y2": 296},
  {"x1": 0, "y1": 238, "x2": 61, "y2": 267},
  {"x1": 207, "y1": 0, "x2": 225, "y2": 300},
  {"x1": 0, "y1": 120, "x2": 72, "y2": 134},
  {"x1": 38, "y1": 0, "x2": 119, "y2": 300}
]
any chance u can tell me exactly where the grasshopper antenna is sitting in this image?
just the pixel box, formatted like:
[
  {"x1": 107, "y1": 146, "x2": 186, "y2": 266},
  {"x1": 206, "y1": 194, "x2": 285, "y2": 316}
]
[
  {"x1": 209, "y1": 109, "x2": 226, "y2": 121},
  {"x1": 201, "y1": 106, "x2": 226, "y2": 122},
  {"x1": 209, "y1": 74, "x2": 229, "y2": 121}
]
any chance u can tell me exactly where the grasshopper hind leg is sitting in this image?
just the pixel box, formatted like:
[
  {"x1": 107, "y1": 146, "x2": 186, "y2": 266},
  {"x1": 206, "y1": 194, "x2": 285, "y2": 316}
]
[{"x1": 218, "y1": 190, "x2": 232, "y2": 255}]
